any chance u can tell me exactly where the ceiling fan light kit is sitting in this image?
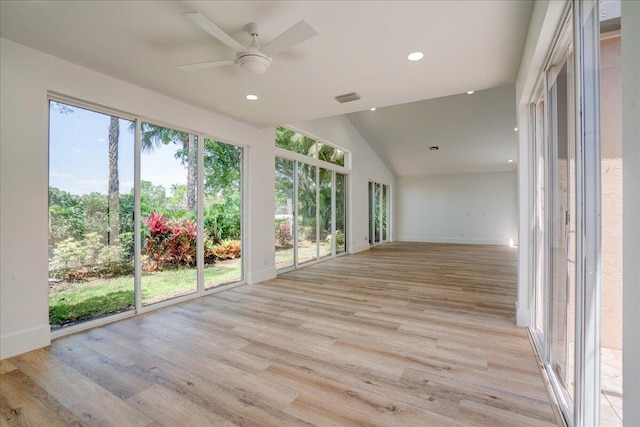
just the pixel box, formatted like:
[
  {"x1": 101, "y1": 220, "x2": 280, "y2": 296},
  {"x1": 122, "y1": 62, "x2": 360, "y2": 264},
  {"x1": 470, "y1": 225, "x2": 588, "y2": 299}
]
[{"x1": 238, "y1": 51, "x2": 271, "y2": 74}]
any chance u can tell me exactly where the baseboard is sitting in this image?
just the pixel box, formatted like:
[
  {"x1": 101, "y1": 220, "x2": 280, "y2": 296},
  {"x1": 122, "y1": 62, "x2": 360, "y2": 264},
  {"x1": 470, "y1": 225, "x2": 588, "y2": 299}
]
[
  {"x1": 350, "y1": 243, "x2": 371, "y2": 254},
  {"x1": 1, "y1": 324, "x2": 50, "y2": 360},
  {"x1": 247, "y1": 267, "x2": 276, "y2": 284},
  {"x1": 516, "y1": 307, "x2": 531, "y2": 327},
  {"x1": 396, "y1": 236, "x2": 508, "y2": 246}
]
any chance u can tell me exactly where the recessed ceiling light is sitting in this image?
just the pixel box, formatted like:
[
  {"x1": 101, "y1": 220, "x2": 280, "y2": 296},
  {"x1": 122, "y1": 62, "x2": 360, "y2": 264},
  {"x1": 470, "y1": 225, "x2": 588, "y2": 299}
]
[
  {"x1": 407, "y1": 52, "x2": 424, "y2": 61},
  {"x1": 246, "y1": 94, "x2": 258, "y2": 101},
  {"x1": 514, "y1": 127, "x2": 518, "y2": 131},
  {"x1": 508, "y1": 159, "x2": 514, "y2": 163},
  {"x1": 370, "y1": 107, "x2": 376, "y2": 111},
  {"x1": 466, "y1": 90, "x2": 474, "y2": 94}
]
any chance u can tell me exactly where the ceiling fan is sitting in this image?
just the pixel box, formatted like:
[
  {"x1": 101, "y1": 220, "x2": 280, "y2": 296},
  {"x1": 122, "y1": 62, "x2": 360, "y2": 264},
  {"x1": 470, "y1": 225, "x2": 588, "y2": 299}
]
[{"x1": 178, "y1": 12, "x2": 318, "y2": 75}]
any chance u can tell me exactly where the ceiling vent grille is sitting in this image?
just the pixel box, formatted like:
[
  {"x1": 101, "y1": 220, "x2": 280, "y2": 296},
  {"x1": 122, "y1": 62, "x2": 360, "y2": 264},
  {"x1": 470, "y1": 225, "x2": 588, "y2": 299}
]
[{"x1": 334, "y1": 92, "x2": 361, "y2": 103}]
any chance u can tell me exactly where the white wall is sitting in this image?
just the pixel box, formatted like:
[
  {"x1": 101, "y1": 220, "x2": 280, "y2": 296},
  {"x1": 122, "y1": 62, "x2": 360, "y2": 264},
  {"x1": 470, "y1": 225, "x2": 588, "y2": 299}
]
[
  {"x1": 290, "y1": 116, "x2": 395, "y2": 253},
  {"x1": 622, "y1": 1, "x2": 640, "y2": 424},
  {"x1": 0, "y1": 38, "x2": 276, "y2": 359},
  {"x1": 395, "y1": 172, "x2": 517, "y2": 245}
]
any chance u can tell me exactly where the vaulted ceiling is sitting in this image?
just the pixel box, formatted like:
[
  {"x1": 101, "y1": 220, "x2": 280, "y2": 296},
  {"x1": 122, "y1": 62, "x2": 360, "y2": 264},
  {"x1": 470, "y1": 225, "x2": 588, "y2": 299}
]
[{"x1": 1, "y1": 0, "x2": 532, "y2": 175}]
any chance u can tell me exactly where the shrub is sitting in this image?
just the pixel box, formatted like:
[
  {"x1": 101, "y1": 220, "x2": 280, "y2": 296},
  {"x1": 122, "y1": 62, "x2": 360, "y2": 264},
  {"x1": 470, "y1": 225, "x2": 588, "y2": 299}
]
[
  {"x1": 275, "y1": 220, "x2": 293, "y2": 248},
  {"x1": 326, "y1": 229, "x2": 345, "y2": 249},
  {"x1": 142, "y1": 212, "x2": 199, "y2": 271},
  {"x1": 49, "y1": 232, "x2": 132, "y2": 281},
  {"x1": 208, "y1": 239, "x2": 242, "y2": 261}
]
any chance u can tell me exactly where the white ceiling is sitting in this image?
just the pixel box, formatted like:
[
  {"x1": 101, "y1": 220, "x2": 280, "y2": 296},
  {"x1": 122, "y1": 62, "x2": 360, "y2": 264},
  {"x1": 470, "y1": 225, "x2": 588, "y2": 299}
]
[
  {"x1": 347, "y1": 85, "x2": 518, "y2": 176},
  {"x1": 0, "y1": 0, "x2": 531, "y2": 175}
]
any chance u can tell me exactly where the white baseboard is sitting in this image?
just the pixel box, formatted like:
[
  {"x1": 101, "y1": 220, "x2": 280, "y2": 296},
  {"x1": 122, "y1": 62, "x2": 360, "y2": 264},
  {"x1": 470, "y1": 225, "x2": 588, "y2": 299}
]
[
  {"x1": 350, "y1": 243, "x2": 371, "y2": 254},
  {"x1": 396, "y1": 236, "x2": 508, "y2": 246},
  {"x1": 516, "y1": 307, "x2": 531, "y2": 327},
  {"x1": 247, "y1": 267, "x2": 276, "y2": 284},
  {"x1": 1, "y1": 324, "x2": 50, "y2": 360}
]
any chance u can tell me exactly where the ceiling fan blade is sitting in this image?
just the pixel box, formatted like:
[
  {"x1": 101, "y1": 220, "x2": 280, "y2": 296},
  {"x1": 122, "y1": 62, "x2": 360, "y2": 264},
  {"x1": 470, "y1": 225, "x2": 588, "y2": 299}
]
[
  {"x1": 261, "y1": 20, "x2": 317, "y2": 58},
  {"x1": 177, "y1": 59, "x2": 238, "y2": 70},
  {"x1": 182, "y1": 12, "x2": 247, "y2": 53}
]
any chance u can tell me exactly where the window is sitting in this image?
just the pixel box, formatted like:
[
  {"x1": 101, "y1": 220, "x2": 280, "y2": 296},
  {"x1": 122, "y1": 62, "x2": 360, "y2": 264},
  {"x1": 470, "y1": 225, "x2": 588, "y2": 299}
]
[
  {"x1": 139, "y1": 123, "x2": 198, "y2": 305},
  {"x1": 276, "y1": 126, "x2": 348, "y2": 167},
  {"x1": 369, "y1": 181, "x2": 390, "y2": 246},
  {"x1": 275, "y1": 127, "x2": 349, "y2": 271},
  {"x1": 48, "y1": 99, "x2": 244, "y2": 333},
  {"x1": 48, "y1": 101, "x2": 135, "y2": 329}
]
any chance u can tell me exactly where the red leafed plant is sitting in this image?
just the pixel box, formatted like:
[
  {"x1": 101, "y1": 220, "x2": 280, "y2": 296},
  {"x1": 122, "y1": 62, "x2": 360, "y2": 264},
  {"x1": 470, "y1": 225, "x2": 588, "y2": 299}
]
[
  {"x1": 143, "y1": 212, "x2": 197, "y2": 271},
  {"x1": 143, "y1": 211, "x2": 170, "y2": 235}
]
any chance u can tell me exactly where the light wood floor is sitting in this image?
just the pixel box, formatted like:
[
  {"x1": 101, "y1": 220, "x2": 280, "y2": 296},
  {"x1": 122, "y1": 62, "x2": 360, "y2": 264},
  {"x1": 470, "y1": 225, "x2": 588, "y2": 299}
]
[{"x1": 1, "y1": 242, "x2": 560, "y2": 426}]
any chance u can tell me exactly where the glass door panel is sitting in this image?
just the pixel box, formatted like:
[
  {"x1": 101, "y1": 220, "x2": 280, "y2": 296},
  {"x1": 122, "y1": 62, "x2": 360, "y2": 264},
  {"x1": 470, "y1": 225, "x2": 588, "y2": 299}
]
[
  {"x1": 547, "y1": 52, "x2": 575, "y2": 404},
  {"x1": 203, "y1": 139, "x2": 243, "y2": 289},
  {"x1": 336, "y1": 173, "x2": 347, "y2": 254},
  {"x1": 369, "y1": 182, "x2": 374, "y2": 245},
  {"x1": 275, "y1": 157, "x2": 295, "y2": 270},
  {"x1": 375, "y1": 183, "x2": 382, "y2": 244},
  {"x1": 297, "y1": 163, "x2": 317, "y2": 265},
  {"x1": 319, "y1": 168, "x2": 332, "y2": 258},
  {"x1": 48, "y1": 102, "x2": 135, "y2": 329},
  {"x1": 534, "y1": 99, "x2": 547, "y2": 338},
  {"x1": 140, "y1": 122, "x2": 198, "y2": 305},
  {"x1": 382, "y1": 185, "x2": 388, "y2": 241}
]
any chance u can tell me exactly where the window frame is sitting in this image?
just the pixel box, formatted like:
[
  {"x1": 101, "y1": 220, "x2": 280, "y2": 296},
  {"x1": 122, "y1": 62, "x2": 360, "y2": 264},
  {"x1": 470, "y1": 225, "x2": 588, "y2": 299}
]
[{"x1": 47, "y1": 93, "x2": 247, "y2": 338}]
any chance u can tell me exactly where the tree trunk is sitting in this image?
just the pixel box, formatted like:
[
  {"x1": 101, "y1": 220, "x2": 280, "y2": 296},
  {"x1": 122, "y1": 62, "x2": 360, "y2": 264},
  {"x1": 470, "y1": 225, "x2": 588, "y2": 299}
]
[
  {"x1": 186, "y1": 134, "x2": 196, "y2": 211},
  {"x1": 108, "y1": 116, "x2": 120, "y2": 252}
]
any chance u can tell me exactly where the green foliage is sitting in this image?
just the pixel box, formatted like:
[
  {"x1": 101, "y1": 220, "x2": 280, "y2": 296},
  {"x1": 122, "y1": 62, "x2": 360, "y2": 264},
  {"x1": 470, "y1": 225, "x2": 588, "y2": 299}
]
[
  {"x1": 204, "y1": 192, "x2": 241, "y2": 242},
  {"x1": 139, "y1": 180, "x2": 168, "y2": 216},
  {"x1": 49, "y1": 262, "x2": 241, "y2": 328},
  {"x1": 203, "y1": 139, "x2": 241, "y2": 197},
  {"x1": 275, "y1": 220, "x2": 293, "y2": 248},
  {"x1": 142, "y1": 212, "x2": 196, "y2": 271},
  {"x1": 326, "y1": 229, "x2": 345, "y2": 248},
  {"x1": 276, "y1": 126, "x2": 316, "y2": 155},
  {"x1": 207, "y1": 240, "x2": 242, "y2": 261},
  {"x1": 49, "y1": 231, "x2": 133, "y2": 281},
  {"x1": 49, "y1": 289, "x2": 134, "y2": 327},
  {"x1": 276, "y1": 126, "x2": 344, "y2": 166}
]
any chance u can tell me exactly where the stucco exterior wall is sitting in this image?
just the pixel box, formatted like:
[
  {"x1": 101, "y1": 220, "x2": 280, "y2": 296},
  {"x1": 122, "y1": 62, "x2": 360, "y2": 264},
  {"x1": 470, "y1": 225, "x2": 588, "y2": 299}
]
[{"x1": 600, "y1": 35, "x2": 623, "y2": 350}]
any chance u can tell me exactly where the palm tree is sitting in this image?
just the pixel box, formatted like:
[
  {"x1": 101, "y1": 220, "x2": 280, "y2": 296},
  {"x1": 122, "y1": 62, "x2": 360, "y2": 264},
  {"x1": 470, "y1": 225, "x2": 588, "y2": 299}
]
[
  {"x1": 108, "y1": 116, "x2": 119, "y2": 249},
  {"x1": 133, "y1": 122, "x2": 196, "y2": 211},
  {"x1": 185, "y1": 133, "x2": 196, "y2": 210}
]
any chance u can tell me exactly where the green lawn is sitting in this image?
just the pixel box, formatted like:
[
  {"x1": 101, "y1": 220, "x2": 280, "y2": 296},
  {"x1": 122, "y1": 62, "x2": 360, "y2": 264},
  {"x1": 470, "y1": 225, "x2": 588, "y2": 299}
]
[
  {"x1": 49, "y1": 260, "x2": 242, "y2": 329},
  {"x1": 275, "y1": 240, "x2": 332, "y2": 270}
]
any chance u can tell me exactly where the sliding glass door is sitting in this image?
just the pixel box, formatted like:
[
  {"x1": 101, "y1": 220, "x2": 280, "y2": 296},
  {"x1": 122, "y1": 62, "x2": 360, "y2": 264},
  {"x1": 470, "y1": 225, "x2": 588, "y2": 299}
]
[
  {"x1": 275, "y1": 158, "x2": 295, "y2": 270},
  {"x1": 275, "y1": 156, "x2": 347, "y2": 272},
  {"x1": 48, "y1": 99, "x2": 245, "y2": 332},
  {"x1": 139, "y1": 123, "x2": 198, "y2": 305},
  {"x1": 48, "y1": 102, "x2": 135, "y2": 329},
  {"x1": 529, "y1": 2, "x2": 609, "y2": 424},
  {"x1": 369, "y1": 181, "x2": 390, "y2": 246},
  {"x1": 297, "y1": 163, "x2": 318, "y2": 265},
  {"x1": 547, "y1": 47, "x2": 576, "y2": 406}
]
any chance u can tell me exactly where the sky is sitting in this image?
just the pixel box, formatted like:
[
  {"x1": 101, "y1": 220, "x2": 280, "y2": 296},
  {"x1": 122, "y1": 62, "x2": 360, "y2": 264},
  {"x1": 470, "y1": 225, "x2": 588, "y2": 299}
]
[{"x1": 49, "y1": 102, "x2": 190, "y2": 197}]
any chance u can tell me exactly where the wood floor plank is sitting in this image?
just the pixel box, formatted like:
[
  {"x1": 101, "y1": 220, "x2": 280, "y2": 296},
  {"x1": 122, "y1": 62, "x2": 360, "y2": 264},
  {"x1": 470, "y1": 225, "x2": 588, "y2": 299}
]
[
  {"x1": 9, "y1": 349, "x2": 152, "y2": 426},
  {"x1": 261, "y1": 362, "x2": 464, "y2": 427},
  {"x1": 0, "y1": 370, "x2": 86, "y2": 427},
  {"x1": 125, "y1": 384, "x2": 235, "y2": 427},
  {"x1": 2, "y1": 242, "x2": 560, "y2": 426}
]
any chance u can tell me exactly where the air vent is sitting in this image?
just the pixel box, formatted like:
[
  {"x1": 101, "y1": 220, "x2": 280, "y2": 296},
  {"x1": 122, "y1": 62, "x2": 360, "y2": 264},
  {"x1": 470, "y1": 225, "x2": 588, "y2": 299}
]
[
  {"x1": 429, "y1": 146, "x2": 439, "y2": 151},
  {"x1": 334, "y1": 92, "x2": 361, "y2": 103}
]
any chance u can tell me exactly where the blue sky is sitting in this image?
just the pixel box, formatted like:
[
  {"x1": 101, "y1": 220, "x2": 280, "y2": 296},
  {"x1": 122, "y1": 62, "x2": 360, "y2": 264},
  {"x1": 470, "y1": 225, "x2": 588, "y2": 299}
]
[{"x1": 49, "y1": 102, "x2": 190, "y2": 196}]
